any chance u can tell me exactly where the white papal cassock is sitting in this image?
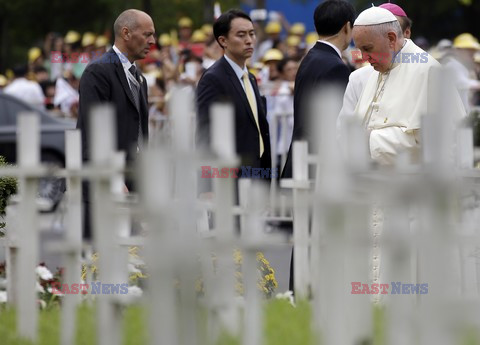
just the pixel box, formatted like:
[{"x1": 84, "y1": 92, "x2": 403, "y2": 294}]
[{"x1": 354, "y1": 39, "x2": 466, "y2": 165}]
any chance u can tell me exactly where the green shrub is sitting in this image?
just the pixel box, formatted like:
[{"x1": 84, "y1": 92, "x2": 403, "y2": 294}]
[{"x1": 0, "y1": 156, "x2": 17, "y2": 231}]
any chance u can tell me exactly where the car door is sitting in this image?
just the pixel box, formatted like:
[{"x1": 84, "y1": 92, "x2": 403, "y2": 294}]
[{"x1": 0, "y1": 95, "x2": 20, "y2": 162}]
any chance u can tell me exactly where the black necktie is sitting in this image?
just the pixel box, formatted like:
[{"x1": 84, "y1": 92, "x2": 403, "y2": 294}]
[{"x1": 128, "y1": 65, "x2": 143, "y2": 148}]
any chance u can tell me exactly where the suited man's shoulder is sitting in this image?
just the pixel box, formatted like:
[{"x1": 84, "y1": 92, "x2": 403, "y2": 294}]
[
  {"x1": 198, "y1": 58, "x2": 228, "y2": 90},
  {"x1": 82, "y1": 50, "x2": 119, "y2": 75},
  {"x1": 200, "y1": 57, "x2": 227, "y2": 77}
]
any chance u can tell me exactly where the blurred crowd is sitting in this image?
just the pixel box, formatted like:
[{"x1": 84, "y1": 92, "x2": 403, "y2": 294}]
[{"x1": 1, "y1": 13, "x2": 480, "y2": 151}]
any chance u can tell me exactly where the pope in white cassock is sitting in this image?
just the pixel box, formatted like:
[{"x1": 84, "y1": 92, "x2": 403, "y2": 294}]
[
  {"x1": 337, "y1": 3, "x2": 411, "y2": 145},
  {"x1": 346, "y1": 7, "x2": 465, "y2": 165}
]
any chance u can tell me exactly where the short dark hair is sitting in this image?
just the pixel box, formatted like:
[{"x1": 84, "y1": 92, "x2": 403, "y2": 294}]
[
  {"x1": 12, "y1": 64, "x2": 28, "y2": 78},
  {"x1": 313, "y1": 0, "x2": 356, "y2": 36},
  {"x1": 213, "y1": 9, "x2": 252, "y2": 48},
  {"x1": 277, "y1": 57, "x2": 296, "y2": 74},
  {"x1": 33, "y1": 66, "x2": 48, "y2": 74},
  {"x1": 398, "y1": 16, "x2": 413, "y2": 33}
]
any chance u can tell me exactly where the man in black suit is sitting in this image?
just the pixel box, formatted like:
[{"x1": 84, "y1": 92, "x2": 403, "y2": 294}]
[
  {"x1": 282, "y1": 0, "x2": 355, "y2": 179},
  {"x1": 196, "y1": 9, "x2": 271, "y2": 174},
  {"x1": 281, "y1": 0, "x2": 355, "y2": 292},
  {"x1": 76, "y1": 9, "x2": 155, "y2": 238}
]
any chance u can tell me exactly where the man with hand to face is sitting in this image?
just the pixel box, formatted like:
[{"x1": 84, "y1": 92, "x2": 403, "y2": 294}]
[{"x1": 196, "y1": 9, "x2": 271, "y2": 174}]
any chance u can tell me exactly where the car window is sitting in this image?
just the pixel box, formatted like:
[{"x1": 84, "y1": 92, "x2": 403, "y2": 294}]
[
  {"x1": 3, "y1": 96, "x2": 35, "y2": 125},
  {"x1": 1, "y1": 95, "x2": 58, "y2": 125},
  {"x1": 0, "y1": 97, "x2": 17, "y2": 125}
]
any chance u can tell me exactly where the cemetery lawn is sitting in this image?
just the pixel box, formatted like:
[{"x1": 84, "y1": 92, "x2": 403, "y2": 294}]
[{"x1": 0, "y1": 299, "x2": 316, "y2": 345}]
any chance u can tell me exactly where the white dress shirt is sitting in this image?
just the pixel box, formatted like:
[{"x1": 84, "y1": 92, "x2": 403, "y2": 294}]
[{"x1": 4, "y1": 78, "x2": 45, "y2": 109}]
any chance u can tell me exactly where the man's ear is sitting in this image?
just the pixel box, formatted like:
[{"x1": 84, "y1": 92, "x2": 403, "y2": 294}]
[
  {"x1": 387, "y1": 31, "x2": 397, "y2": 48},
  {"x1": 343, "y1": 21, "x2": 351, "y2": 35},
  {"x1": 122, "y1": 27, "x2": 130, "y2": 41},
  {"x1": 218, "y1": 36, "x2": 227, "y2": 49}
]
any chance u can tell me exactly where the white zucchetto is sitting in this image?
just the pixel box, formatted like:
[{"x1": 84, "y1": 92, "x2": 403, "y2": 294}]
[{"x1": 354, "y1": 7, "x2": 397, "y2": 26}]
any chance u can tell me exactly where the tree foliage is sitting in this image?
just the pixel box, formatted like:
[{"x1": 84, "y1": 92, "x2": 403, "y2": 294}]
[
  {"x1": 0, "y1": 0, "x2": 240, "y2": 71},
  {"x1": 0, "y1": 0, "x2": 478, "y2": 71}
]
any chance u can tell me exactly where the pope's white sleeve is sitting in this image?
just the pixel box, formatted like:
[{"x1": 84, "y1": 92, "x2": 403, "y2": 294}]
[{"x1": 369, "y1": 127, "x2": 420, "y2": 165}]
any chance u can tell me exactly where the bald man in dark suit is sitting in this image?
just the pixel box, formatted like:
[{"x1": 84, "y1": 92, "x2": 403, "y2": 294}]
[{"x1": 77, "y1": 9, "x2": 155, "y2": 238}]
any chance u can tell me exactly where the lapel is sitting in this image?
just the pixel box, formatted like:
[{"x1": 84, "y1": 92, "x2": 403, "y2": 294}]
[
  {"x1": 109, "y1": 48, "x2": 140, "y2": 114},
  {"x1": 313, "y1": 41, "x2": 343, "y2": 62},
  {"x1": 220, "y1": 57, "x2": 258, "y2": 128}
]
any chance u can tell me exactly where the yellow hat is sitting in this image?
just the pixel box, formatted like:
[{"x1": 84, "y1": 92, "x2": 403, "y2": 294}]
[
  {"x1": 178, "y1": 17, "x2": 193, "y2": 28},
  {"x1": 265, "y1": 21, "x2": 281, "y2": 34},
  {"x1": 82, "y1": 32, "x2": 96, "y2": 47},
  {"x1": 286, "y1": 35, "x2": 301, "y2": 47},
  {"x1": 95, "y1": 35, "x2": 109, "y2": 48},
  {"x1": 262, "y1": 48, "x2": 284, "y2": 62},
  {"x1": 64, "y1": 30, "x2": 81, "y2": 44},
  {"x1": 5, "y1": 69, "x2": 13, "y2": 80},
  {"x1": 0, "y1": 74, "x2": 7, "y2": 87},
  {"x1": 191, "y1": 29, "x2": 206, "y2": 43},
  {"x1": 201, "y1": 24, "x2": 213, "y2": 35},
  {"x1": 289, "y1": 23, "x2": 306, "y2": 35},
  {"x1": 28, "y1": 47, "x2": 42, "y2": 63},
  {"x1": 305, "y1": 32, "x2": 319, "y2": 45},
  {"x1": 453, "y1": 33, "x2": 480, "y2": 50},
  {"x1": 159, "y1": 33, "x2": 172, "y2": 46}
]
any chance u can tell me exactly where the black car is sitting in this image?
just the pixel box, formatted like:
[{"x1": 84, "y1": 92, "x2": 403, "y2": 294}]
[{"x1": 0, "y1": 92, "x2": 76, "y2": 211}]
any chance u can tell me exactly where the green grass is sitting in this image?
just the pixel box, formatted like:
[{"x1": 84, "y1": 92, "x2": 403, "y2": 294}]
[
  {"x1": 0, "y1": 299, "x2": 313, "y2": 345},
  {"x1": 2, "y1": 300, "x2": 477, "y2": 345}
]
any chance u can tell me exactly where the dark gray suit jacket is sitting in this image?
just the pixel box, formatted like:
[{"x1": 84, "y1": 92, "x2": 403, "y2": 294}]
[
  {"x1": 77, "y1": 48, "x2": 149, "y2": 164},
  {"x1": 76, "y1": 48, "x2": 149, "y2": 238},
  {"x1": 282, "y1": 42, "x2": 350, "y2": 178},
  {"x1": 196, "y1": 56, "x2": 271, "y2": 171}
]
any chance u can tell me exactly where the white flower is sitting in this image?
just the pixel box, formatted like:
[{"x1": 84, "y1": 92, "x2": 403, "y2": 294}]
[
  {"x1": 36, "y1": 282, "x2": 45, "y2": 293},
  {"x1": 127, "y1": 285, "x2": 143, "y2": 297},
  {"x1": 0, "y1": 291, "x2": 7, "y2": 303},
  {"x1": 128, "y1": 264, "x2": 141, "y2": 274},
  {"x1": 38, "y1": 300, "x2": 46, "y2": 309},
  {"x1": 275, "y1": 290, "x2": 295, "y2": 306},
  {"x1": 35, "y1": 266, "x2": 53, "y2": 281}
]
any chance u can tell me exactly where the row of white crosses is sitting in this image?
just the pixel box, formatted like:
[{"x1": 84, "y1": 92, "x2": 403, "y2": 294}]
[
  {"x1": 281, "y1": 68, "x2": 480, "y2": 344},
  {"x1": 0, "y1": 86, "x2": 285, "y2": 345},
  {"x1": 1, "y1": 106, "x2": 134, "y2": 345},
  {"x1": 4, "y1": 66, "x2": 480, "y2": 345}
]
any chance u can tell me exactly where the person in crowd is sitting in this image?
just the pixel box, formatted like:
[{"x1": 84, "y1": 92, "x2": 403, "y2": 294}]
[
  {"x1": 178, "y1": 16, "x2": 194, "y2": 51},
  {"x1": 443, "y1": 33, "x2": 480, "y2": 114},
  {"x1": 4, "y1": 64, "x2": 45, "y2": 109}
]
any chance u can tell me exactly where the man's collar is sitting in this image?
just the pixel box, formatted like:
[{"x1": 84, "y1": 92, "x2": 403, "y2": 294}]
[
  {"x1": 317, "y1": 40, "x2": 342, "y2": 59},
  {"x1": 112, "y1": 45, "x2": 133, "y2": 69},
  {"x1": 224, "y1": 54, "x2": 248, "y2": 80}
]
